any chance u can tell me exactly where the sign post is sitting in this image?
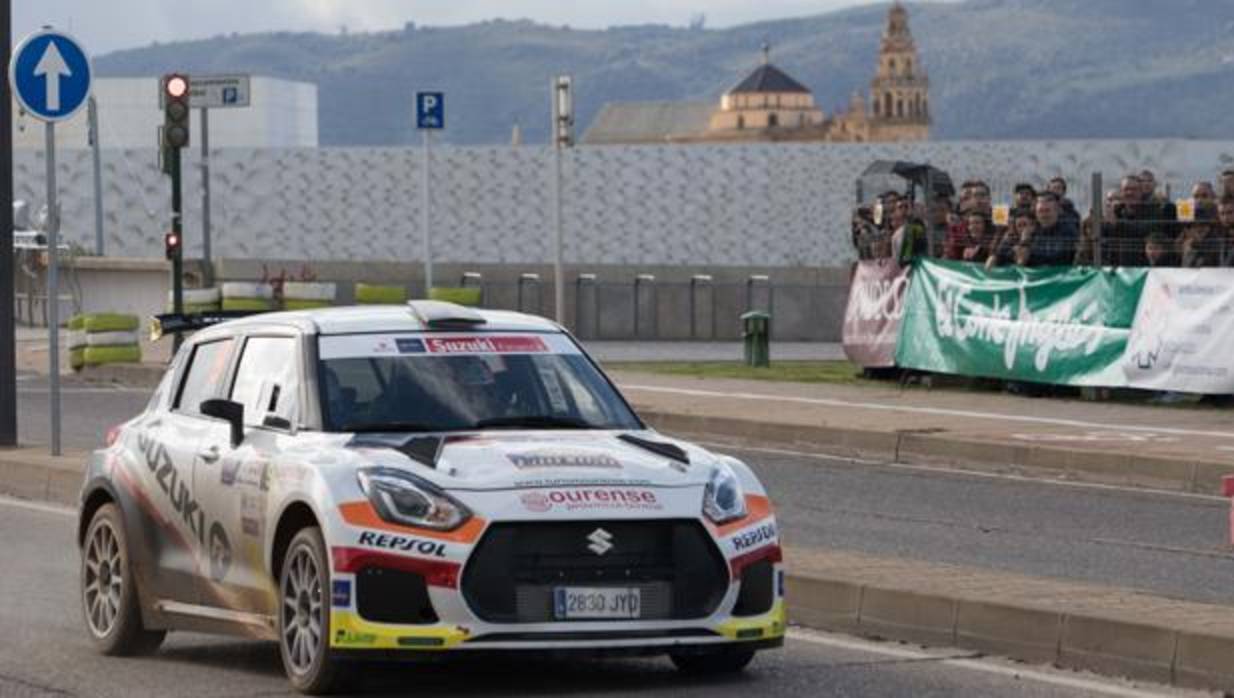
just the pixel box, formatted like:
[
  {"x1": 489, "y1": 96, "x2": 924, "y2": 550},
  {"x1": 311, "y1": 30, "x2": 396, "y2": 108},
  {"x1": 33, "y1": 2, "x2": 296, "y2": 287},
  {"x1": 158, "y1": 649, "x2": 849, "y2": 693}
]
[
  {"x1": 551, "y1": 76, "x2": 574, "y2": 325},
  {"x1": 416, "y1": 92, "x2": 443, "y2": 295},
  {"x1": 185, "y1": 74, "x2": 250, "y2": 274},
  {"x1": 10, "y1": 28, "x2": 93, "y2": 457}
]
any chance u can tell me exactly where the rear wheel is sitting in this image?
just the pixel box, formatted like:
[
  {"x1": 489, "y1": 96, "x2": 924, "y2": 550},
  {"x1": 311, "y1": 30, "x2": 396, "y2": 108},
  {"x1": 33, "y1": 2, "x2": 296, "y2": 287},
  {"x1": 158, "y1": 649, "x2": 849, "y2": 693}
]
[
  {"x1": 81, "y1": 503, "x2": 166, "y2": 655},
  {"x1": 670, "y1": 647, "x2": 756, "y2": 675},
  {"x1": 279, "y1": 527, "x2": 348, "y2": 695}
]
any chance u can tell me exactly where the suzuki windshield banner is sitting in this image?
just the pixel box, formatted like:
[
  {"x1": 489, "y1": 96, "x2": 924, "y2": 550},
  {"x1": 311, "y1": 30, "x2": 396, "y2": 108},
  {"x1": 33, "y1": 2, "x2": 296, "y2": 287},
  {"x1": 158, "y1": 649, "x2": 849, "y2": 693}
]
[
  {"x1": 842, "y1": 259, "x2": 910, "y2": 368},
  {"x1": 895, "y1": 259, "x2": 1147, "y2": 386}
]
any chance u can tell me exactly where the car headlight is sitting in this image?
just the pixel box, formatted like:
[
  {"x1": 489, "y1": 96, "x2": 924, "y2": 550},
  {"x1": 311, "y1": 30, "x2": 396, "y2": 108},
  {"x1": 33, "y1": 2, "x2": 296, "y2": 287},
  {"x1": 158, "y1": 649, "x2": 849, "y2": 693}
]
[
  {"x1": 702, "y1": 463, "x2": 747, "y2": 524},
  {"x1": 357, "y1": 467, "x2": 471, "y2": 531}
]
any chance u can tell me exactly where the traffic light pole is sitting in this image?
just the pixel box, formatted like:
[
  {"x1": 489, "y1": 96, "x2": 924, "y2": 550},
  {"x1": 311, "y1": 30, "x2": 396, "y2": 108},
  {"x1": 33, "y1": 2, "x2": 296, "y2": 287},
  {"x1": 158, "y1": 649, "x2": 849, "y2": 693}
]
[
  {"x1": 169, "y1": 146, "x2": 184, "y2": 353},
  {"x1": 0, "y1": 0, "x2": 17, "y2": 447}
]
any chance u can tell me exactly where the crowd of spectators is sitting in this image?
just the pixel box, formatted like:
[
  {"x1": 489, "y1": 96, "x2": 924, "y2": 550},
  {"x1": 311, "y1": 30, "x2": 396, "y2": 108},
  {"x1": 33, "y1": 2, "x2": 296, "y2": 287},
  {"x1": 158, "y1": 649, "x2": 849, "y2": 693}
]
[{"x1": 851, "y1": 169, "x2": 1234, "y2": 269}]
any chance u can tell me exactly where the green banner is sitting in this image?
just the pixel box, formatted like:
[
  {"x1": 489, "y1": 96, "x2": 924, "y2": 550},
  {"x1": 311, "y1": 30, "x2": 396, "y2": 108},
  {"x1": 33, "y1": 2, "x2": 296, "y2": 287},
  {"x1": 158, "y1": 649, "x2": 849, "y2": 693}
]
[{"x1": 895, "y1": 259, "x2": 1147, "y2": 386}]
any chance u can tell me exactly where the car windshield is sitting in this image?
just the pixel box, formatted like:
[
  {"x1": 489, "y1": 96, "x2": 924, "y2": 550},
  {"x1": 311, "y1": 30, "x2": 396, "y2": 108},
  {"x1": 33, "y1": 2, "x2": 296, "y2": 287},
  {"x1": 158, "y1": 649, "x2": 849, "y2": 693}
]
[{"x1": 317, "y1": 332, "x2": 641, "y2": 433}]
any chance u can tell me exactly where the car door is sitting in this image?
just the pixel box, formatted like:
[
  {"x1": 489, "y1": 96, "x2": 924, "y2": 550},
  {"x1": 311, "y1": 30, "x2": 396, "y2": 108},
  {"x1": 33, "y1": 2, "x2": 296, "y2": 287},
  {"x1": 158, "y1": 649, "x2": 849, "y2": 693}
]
[
  {"x1": 134, "y1": 336, "x2": 238, "y2": 606},
  {"x1": 194, "y1": 333, "x2": 304, "y2": 617}
]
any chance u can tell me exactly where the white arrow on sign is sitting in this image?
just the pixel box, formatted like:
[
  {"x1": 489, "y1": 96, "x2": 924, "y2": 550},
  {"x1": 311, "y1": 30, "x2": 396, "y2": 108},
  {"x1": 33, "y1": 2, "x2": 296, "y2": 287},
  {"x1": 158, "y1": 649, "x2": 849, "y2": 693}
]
[{"x1": 33, "y1": 40, "x2": 71, "y2": 112}]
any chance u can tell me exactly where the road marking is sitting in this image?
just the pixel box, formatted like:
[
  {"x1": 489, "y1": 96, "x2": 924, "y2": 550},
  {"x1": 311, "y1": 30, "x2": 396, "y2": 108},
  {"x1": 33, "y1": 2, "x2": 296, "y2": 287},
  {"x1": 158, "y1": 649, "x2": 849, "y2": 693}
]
[
  {"x1": 623, "y1": 384, "x2": 1234, "y2": 440},
  {"x1": 697, "y1": 440, "x2": 1229, "y2": 504},
  {"x1": 787, "y1": 628, "x2": 1196, "y2": 697},
  {"x1": 0, "y1": 495, "x2": 75, "y2": 518}
]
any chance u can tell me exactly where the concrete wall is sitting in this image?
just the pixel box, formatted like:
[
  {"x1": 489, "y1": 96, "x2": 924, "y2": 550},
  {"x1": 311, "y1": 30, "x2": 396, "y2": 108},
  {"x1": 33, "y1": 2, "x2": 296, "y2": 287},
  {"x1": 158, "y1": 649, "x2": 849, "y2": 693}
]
[{"x1": 15, "y1": 138, "x2": 1234, "y2": 268}]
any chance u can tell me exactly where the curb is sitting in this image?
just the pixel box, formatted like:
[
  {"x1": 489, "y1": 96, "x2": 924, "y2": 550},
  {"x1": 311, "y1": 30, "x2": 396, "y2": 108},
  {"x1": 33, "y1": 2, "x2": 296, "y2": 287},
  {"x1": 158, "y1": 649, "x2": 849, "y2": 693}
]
[
  {"x1": 0, "y1": 448, "x2": 86, "y2": 507},
  {"x1": 638, "y1": 410, "x2": 1231, "y2": 495},
  {"x1": 782, "y1": 567, "x2": 1234, "y2": 693}
]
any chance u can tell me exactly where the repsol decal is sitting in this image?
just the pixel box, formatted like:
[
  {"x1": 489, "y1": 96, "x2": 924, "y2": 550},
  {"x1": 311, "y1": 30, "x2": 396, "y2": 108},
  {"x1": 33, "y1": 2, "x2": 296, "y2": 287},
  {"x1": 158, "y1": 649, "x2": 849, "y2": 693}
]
[
  {"x1": 358, "y1": 531, "x2": 446, "y2": 558},
  {"x1": 136, "y1": 432, "x2": 232, "y2": 582},
  {"x1": 731, "y1": 522, "x2": 777, "y2": 552}
]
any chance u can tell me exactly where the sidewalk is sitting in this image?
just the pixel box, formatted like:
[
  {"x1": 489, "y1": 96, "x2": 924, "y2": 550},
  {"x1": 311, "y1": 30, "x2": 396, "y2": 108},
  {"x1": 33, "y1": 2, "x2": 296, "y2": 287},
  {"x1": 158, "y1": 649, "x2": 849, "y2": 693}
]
[{"x1": 609, "y1": 370, "x2": 1234, "y2": 494}]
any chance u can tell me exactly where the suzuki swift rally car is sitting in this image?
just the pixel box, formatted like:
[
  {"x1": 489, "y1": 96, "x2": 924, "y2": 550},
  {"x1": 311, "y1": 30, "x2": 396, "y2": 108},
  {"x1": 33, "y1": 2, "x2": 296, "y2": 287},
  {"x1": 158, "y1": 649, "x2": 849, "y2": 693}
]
[{"x1": 78, "y1": 301, "x2": 784, "y2": 693}]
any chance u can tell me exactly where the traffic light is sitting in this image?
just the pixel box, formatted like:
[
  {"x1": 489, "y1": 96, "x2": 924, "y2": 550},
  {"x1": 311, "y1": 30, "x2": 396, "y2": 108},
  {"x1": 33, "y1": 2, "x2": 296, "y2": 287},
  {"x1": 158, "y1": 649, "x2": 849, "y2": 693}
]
[
  {"x1": 162, "y1": 74, "x2": 190, "y2": 148},
  {"x1": 164, "y1": 231, "x2": 181, "y2": 260}
]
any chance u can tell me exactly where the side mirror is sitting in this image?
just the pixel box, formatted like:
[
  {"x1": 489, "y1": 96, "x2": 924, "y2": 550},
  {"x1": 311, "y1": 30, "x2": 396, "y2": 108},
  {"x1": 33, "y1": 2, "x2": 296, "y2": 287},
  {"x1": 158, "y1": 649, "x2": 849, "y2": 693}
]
[{"x1": 200, "y1": 399, "x2": 245, "y2": 448}]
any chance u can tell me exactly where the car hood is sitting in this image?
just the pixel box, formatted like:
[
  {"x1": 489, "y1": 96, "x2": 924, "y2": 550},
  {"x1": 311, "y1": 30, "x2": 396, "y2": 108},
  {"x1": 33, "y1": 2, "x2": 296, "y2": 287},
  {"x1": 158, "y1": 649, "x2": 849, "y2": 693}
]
[{"x1": 345, "y1": 430, "x2": 713, "y2": 490}]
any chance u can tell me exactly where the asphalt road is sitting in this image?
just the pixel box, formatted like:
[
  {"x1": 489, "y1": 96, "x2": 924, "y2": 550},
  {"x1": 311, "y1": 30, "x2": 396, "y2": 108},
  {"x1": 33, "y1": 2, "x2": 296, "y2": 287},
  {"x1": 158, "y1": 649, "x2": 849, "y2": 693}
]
[
  {"x1": 0, "y1": 498, "x2": 1196, "y2": 698},
  {"x1": 14, "y1": 373, "x2": 1234, "y2": 606}
]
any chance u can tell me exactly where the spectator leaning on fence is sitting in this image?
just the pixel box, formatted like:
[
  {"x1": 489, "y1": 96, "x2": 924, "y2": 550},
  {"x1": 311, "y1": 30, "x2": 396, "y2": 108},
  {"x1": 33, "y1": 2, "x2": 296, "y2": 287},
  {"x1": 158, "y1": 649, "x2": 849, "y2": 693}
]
[
  {"x1": 949, "y1": 212, "x2": 994, "y2": 263},
  {"x1": 1221, "y1": 170, "x2": 1234, "y2": 200},
  {"x1": 1024, "y1": 192, "x2": 1079, "y2": 267},
  {"x1": 1178, "y1": 208, "x2": 1225, "y2": 268},
  {"x1": 1108, "y1": 175, "x2": 1156, "y2": 267},
  {"x1": 1217, "y1": 197, "x2": 1234, "y2": 265},
  {"x1": 1192, "y1": 181, "x2": 1218, "y2": 219},
  {"x1": 1048, "y1": 177, "x2": 1081, "y2": 226},
  {"x1": 987, "y1": 211, "x2": 1038, "y2": 269},
  {"x1": 1145, "y1": 232, "x2": 1179, "y2": 268},
  {"x1": 1012, "y1": 183, "x2": 1037, "y2": 219}
]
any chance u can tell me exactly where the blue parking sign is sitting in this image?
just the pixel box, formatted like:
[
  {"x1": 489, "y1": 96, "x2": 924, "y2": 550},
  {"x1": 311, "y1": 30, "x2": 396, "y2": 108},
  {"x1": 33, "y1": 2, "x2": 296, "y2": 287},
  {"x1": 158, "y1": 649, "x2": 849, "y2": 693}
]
[
  {"x1": 416, "y1": 92, "x2": 444, "y2": 130},
  {"x1": 10, "y1": 29, "x2": 92, "y2": 122}
]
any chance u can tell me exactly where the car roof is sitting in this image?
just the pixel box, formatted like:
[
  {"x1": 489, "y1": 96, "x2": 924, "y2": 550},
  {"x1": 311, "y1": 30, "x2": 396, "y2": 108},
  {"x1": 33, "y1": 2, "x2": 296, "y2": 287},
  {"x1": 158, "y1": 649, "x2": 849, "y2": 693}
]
[{"x1": 192, "y1": 302, "x2": 563, "y2": 340}]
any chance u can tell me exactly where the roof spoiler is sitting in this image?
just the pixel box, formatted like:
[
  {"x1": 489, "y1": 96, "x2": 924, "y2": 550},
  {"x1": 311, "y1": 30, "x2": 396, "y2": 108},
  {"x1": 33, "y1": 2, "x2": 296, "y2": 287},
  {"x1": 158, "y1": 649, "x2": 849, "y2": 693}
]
[
  {"x1": 150, "y1": 310, "x2": 264, "y2": 341},
  {"x1": 407, "y1": 300, "x2": 487, "y2": 329}
]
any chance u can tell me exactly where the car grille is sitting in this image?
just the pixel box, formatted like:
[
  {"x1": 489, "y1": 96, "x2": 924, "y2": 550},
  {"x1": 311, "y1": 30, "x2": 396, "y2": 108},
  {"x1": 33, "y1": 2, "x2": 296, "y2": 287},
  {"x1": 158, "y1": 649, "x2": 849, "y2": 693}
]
[{"x1": 461, "y1": 520, "x2": 729, "y2": 623}]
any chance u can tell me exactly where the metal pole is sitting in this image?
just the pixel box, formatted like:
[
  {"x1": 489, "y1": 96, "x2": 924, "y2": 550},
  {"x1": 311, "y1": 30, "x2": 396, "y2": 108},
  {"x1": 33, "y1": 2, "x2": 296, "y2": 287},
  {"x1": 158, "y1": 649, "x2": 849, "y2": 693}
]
[
  {"x1": 170, "y1": 147, "x2": 184, "y2": 353},
  {"x1": 88, "y1": 96, "x2": 104, "y2": 256},
  {"x1": 552, "y1": 143, "x2": 564, "y2": 323},
  {"x1": 200, "y1": 106, "x2": 212, "y2": 278},
  {"x1": 0, "y1": 0, "x2": 17, "y2": 447},
  {"x1": 44, "y1": 122, "x2": 61, "y2": 456},
  {"x1": 421, "y1": 130, "x2": 433, "y2": 294},
  {"x1": 1091, "y1": 172, "x2": 1103, "y2": 266}
]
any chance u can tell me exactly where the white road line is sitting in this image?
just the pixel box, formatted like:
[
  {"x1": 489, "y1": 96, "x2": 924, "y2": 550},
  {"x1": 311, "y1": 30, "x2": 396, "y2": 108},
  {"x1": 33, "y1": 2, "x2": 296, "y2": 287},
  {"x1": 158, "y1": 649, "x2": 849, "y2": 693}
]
[
  {"x1": 0, "y1": 495, "x2": 75, "y2": 518},
  {"x1": 18, "y1": 387, "x2": 150, "y2": 395},
  {"x1": 698, "y1": 440, "x2": 1230, "y2": 504},
  {"x1": 623, "y1": 384, "x2": 1234, "y2": 440},
  {"x1": 787, "y1": 629, "x2": 1195, "y2": 698}
]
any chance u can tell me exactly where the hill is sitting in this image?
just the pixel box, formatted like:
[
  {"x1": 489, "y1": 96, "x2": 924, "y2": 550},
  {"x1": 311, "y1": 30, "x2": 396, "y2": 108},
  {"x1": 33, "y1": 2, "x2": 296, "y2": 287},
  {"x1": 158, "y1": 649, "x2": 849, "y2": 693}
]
[{"x1": 94, "y1": 0, "x2": 1234, "y2": 146}]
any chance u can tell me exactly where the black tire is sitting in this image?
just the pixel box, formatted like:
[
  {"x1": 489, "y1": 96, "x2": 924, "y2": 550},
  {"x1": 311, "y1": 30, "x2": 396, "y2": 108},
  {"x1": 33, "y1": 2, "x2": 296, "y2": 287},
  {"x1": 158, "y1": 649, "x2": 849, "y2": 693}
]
[
  {"x1": 81, "y1": 503, "x2": 166, "y2": 656},
  {"x1": 278, "y1": 527, "x2": 348, "y2": 695},
  {"x1": 670, "y1": 647, "x2": 757, "y2": 675}
]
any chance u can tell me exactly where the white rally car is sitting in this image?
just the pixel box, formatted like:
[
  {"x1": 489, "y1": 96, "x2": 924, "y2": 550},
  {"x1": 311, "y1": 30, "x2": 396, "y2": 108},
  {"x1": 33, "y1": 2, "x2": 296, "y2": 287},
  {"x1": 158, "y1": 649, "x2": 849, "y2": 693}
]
[{"x1": 77, "y1": 301, "x2": 784, "y2": 693}]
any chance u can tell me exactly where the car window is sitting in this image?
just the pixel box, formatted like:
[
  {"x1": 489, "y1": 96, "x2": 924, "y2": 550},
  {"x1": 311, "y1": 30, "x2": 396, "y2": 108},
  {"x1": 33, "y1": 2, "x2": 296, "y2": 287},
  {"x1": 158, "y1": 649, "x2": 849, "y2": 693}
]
[
  {"x1": 230, "y1": 336, "x2": 300, "y2": 427},
  {"x1": 316, "y1": 333, "x2": 641, "y2": 432},
  {"x1": 174, "y1": 339, "x2": 236, "y2": 415}
]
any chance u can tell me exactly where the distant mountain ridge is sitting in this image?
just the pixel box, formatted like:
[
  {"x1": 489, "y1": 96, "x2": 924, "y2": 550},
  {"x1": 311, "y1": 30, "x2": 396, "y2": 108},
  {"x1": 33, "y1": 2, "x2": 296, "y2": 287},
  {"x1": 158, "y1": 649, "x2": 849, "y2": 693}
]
[{"x1": 94, "y1": 0, "x2": 1234, "y2": 146}]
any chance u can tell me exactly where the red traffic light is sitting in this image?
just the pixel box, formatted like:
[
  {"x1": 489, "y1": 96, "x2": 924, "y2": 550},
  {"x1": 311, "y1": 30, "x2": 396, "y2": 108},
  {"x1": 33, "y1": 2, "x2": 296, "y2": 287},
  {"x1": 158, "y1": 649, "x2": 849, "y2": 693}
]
[
  {"x1": 164, "y1": 231, "x2": 182, "y2": 260},
  {"x1": 165, "y1": 75, "x2": 188, "y2": 99}
]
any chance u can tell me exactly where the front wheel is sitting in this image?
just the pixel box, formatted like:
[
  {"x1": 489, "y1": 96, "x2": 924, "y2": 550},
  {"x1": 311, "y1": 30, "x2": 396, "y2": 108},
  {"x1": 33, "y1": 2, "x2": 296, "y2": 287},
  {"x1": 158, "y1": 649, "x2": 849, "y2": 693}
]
[
  {"x1": 279, "y1": 527, "x2": 348, "y2": 695},
  {"x1": 81, "y1": 503, "x2": 166, "y2": 655},
  {"x1": 670, "y1": 647, "x2": 756, "y2": 675}
]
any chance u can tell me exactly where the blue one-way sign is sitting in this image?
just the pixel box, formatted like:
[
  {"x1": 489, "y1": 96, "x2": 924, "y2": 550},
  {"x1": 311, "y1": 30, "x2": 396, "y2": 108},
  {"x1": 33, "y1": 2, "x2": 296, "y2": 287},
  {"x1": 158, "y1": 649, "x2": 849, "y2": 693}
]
[
  {"x1": 10, "y1": 29, "x2": 93, "y2": 122},
  {"x1": 416, "y1": 92, "x2": 444, "y2": 130}
]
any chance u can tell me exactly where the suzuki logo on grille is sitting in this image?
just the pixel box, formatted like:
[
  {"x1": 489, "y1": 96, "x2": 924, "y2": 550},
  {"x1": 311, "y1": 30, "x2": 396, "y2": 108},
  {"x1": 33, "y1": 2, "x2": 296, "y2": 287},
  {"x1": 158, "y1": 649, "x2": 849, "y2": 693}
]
[{"x1": 587, "y1": 528, "x2": 614, "y2": 556}]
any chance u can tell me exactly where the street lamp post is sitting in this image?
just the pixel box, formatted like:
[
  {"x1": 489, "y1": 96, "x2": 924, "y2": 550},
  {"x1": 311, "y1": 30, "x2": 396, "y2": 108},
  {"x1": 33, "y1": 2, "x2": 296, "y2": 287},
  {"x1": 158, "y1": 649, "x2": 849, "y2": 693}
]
[{"x1": 551, "y1": 75, "x2": 574, "y2": 325}]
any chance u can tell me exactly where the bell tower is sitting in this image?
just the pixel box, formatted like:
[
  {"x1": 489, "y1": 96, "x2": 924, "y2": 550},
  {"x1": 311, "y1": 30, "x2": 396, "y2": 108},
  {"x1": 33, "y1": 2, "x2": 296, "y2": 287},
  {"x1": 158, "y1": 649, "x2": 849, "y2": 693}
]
[{"x1": 868, "y1": 1, "x2": 929, "y2": 141}]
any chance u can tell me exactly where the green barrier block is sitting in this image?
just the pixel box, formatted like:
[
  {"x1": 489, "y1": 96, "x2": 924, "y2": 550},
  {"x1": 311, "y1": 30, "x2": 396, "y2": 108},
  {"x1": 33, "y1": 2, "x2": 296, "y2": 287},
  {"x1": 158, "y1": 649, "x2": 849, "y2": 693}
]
[
  {"x1": 283, "y1": 299, "x2": 332, "y2": 311},
  {"x1": 83, "y1": 344, "x2": 142, "y2": 366},
  {"x1": 355, "y1": 283, "x2": 407, "y2": 305},
  {"x1": 428, "y1": 287, "x2": 483, "y2": 307},
  {"x1": 81, "y1": 313, "x2": 139, "y2": 333},
  {"x1": 221, "y1": 298, "x2": 274, "y2": 312},
  {"x1": 68, "y1": 315, "x2": 86, "y2": 331},
  {"x1": 70, "y1": 347, "x2": 86, "y2": 372}
]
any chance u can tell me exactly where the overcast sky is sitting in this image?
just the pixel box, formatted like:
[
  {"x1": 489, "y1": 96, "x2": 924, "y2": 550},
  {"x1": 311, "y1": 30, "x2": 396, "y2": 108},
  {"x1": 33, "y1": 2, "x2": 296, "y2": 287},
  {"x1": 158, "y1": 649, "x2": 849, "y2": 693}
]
[{"x1": 17, "y1": 0, "x2": 900, "y2": 55}]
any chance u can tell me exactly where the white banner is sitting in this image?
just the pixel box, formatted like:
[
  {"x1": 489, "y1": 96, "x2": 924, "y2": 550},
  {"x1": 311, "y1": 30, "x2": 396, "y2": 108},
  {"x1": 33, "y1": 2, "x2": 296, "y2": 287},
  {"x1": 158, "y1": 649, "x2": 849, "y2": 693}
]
[{"x1": 1122, "y1": 268, "x2": 1234, "y2": 393}]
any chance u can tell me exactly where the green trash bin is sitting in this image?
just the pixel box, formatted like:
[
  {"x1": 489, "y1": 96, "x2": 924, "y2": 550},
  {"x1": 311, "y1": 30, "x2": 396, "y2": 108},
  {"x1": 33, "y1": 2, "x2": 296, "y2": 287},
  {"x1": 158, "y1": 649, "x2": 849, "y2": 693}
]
[{"x1": 741, "y1": 311, "x2": 771, "y2": 368}]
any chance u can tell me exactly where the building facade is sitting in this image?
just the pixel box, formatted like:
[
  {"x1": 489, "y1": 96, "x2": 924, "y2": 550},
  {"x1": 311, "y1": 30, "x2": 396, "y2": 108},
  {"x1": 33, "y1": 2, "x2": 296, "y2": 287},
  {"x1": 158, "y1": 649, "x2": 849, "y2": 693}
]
[{"x1": 583, "y1": 1, "x2": 929, "y2": 145}]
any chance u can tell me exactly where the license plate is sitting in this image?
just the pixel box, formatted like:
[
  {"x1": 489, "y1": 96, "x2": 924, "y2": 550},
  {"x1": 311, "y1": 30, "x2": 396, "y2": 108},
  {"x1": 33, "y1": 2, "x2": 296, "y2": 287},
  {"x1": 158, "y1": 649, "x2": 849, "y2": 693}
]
[{"x1": 553, "y1": 587, "x2": 642, "y2": 620}]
